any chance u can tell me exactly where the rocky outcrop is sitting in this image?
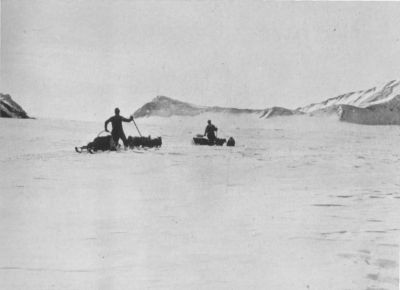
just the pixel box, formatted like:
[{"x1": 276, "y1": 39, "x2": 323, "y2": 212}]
[{"x1": 0, "y1": 94, "x2": 30, "y2": 119}]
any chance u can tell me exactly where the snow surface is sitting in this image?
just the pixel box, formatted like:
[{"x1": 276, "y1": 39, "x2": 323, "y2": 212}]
[{"x1": 1, "y1": 115, "x2": 399, "y2": 290}]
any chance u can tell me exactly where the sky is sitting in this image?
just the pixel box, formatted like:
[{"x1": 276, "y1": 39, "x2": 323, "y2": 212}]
[{"x1": 2, "y1": 1, "x2": 400, "y2": 121}]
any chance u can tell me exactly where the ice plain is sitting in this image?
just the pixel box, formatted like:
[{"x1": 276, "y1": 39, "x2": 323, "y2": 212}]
[{"x1": 0, "y1": 114, "x2": 399, "y2": 290}]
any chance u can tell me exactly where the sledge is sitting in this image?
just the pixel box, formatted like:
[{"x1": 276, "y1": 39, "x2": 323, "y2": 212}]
[
  {"x1": 75, "y1": 115, "x2": 162, "y2": 153},
  {"x1": 192, "y1": 134, "x2": 236, "y2": 147},
  {"x1": 75, "y1": 132, "x2": 162, "y2": 153},
  {"x1": 127, "y1": 135, "x2": 162, "y2": 149},
  {"x1": 75, "y1": 131, "x2": 117, "y2": 153},
  {"x1": 192, "y1": 134, "x2": 226, "y2": 146}
]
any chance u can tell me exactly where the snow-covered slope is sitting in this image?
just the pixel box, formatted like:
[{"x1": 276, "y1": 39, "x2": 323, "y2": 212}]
[
  {"x1": 300, "y1": 80, "x2": 400, "y2": 125},
  {"x1": 0, "y1": 94, "x2": 30, "y2": 119},
  {"x1": 301, "y1": 80, "x2": 400, "y2": 112},
  {"x1": 133, "y1": 96, "x2": 263, "y2": 118},
  {"x1": 338, "y1": 95, "x2": 400, "y2": 125},
  {"x1": 259, "y1": 107, "x2": 303, "y2": 119}
]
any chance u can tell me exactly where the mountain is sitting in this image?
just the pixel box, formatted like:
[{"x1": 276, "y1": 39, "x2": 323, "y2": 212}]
[
  {"x1": 0, "y1": 94, "x2": 30, "y2": 119},
  {"x1": 134, "y1": 79, "x2": 400, "y2": 125},
  {"x1": 299, "y1": 80, "x2": 400, "y2": 125},
  {"x1": 133, "y1": 96, "x2": 263, "y2": 118},
  {"x1": 300, "y1": 80, "x2": 400, "y2": 114}
]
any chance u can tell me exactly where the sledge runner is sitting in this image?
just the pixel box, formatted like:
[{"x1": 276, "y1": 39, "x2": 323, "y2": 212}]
[{"x1": 105, "y1": 108, "x2": 133, "y2": 149}]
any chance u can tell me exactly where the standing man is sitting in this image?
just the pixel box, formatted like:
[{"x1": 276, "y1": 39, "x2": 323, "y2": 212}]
[
  {"x1": 204, "y1": 120, "x2": 218, "y2": 144},
  {"x1": 105, "y1": 108, "x2": 133, "y2": 149}
]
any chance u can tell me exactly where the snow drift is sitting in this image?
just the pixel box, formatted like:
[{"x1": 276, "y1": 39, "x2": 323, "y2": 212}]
[
  {"x1": 0, "y1": 94, "x2": 30, "y2": 119},
  {"x1": 259, "y1": 107, "x2": 303, "y2": 119}
]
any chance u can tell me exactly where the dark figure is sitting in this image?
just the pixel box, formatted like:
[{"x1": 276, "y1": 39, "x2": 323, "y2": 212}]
[
  {"x1": 227, "y1": 137, "x2": 235, "y2": 147},
  {"x1": 105, "y1": 108, "x2": 133, "y2": 148},
  {"x1": 204, "y1": 120, "x2": 218, "y2": 143}
]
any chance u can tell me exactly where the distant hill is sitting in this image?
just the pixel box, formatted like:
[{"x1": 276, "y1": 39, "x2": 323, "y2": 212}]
[
  {"x1": 0, "y1": 94, "x2": 30, "y2": 119},
  {"x1": 133, "y1": 96, "x2": 263, "y2": 118}
]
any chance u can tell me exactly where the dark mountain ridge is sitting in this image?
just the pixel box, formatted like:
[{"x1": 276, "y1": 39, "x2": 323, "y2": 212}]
[
  {"x1": 0, "y1": 94, "x2": 30, "y2": 119},
  {"x1": 133, "y1": 96, "x2": 264, "y2": 118}
]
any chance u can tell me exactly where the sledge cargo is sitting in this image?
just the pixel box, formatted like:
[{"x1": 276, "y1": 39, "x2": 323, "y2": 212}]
[
  {"x1": 192, "y1": 134, "x2": 228, "y2": 146},
  {"x1": 75, "y1": 131, "x2": 162, "y2": 153},
  {"x1": 127, "y1": 135, "x2": 162, "y2": 149},
  {"x1": 75, "y1": 131, "x2": 117, "y2": 153}
]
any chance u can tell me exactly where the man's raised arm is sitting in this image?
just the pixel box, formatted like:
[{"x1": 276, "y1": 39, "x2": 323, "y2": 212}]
[{"x1": 121, "y1": 115, "x2": 133, "y2": 122}]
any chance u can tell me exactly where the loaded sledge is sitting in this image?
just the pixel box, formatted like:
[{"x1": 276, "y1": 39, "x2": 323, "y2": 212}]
[
  {"x1": 127, "y1": 135, "x2": 162, "y2": 149},
  {"x1": 194, "y1": 119, "x2": 235, "y2": 147},
  {"x1": 192, "y1": 135, "x2": 235, "y2": 147},
  {"x1": 75, "y1": 131, "x2": 115, "y2": 154},
  {"x1": 75, "y1": 132, "x2": 162, "y2": 153}
]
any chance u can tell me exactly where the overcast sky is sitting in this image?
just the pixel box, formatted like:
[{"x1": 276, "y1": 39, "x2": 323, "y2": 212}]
[{"x1": 2, "y1": 1, "x2": 400, "y2": 121}]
